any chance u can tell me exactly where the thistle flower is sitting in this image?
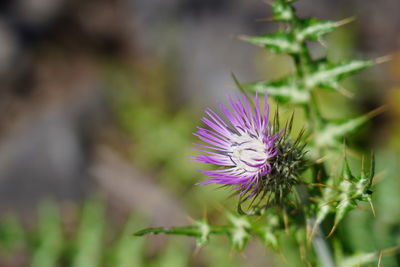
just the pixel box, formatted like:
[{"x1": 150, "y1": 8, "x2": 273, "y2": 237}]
[{"x1": 193, "y1": 94, "x2": 280, "y2": 197}]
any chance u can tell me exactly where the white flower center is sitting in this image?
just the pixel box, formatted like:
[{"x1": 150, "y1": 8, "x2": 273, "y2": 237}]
[{"x1": 230, "y1": 133, "x2": 268, "y2": 173}]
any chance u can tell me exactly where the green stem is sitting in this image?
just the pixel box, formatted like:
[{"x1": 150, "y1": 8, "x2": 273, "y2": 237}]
[
  {"x1": 310, "y1": 219, "x2": 336, "y2": 267},
  {"x1": 290, "y1": 13, "x2": 335, "y2": 266},
  {"x1": 297, "y1": 186, "x2": 335, "y2": 266}
]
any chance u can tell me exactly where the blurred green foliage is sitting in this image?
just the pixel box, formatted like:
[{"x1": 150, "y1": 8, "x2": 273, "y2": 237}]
[{"x1": 0, "y1": 199, "x2": 252, "y2": 267}]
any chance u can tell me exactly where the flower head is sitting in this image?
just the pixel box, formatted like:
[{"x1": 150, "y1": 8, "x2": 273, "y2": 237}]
[{"x1": 193, "y1": 94, "x2": 280, "y2": 196}]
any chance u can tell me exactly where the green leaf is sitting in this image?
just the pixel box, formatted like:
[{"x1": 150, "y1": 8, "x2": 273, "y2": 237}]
[
  {"x1": 109, "y1": 215, "x2": 146, "y2": 267},
  {"x1": 0, "y1": 215, "x2": 25, "y2": 254},
  {"x1": 338, "y1": 246, "x2": 400, "y2": 267},
  {"x1": 134, "y1": 226, "x2": 202, "y2": 237},
  {"x1": 314, "y1": 111, "x2": 376, "y2": 148},
  {"x1": 257, "y1": 228, "x2": 279, "y2": 250},
  {"x1": 332, "y1": 156, "x2": 376, "y2": 231},
  {"x1": 133, "y1": 216, "x2": 255, "y2": 250},
  {"x1": 31, "y1": 201, "x2": 63, "y2": 267},
  {"x1": 72, "y1": 199, "x2": 105, "y2": 267},
  {"x1": 354, "y1": 155, "x2": 375, "y2": 202},
  {"x1": 254, "y1": 215, "x2": 280, "y2": 250},
  {"x1": 243, "y1": 78, "x2": 310, "y2": 104},
  {"x1": 342, "y1": 156, "x2": 354, "y2": 180},
  {"x1": 152, "y1": 240, "x2": 189, "y2": 267},
  {"x1": 133, "y1": 222, "x2": 230, "y2": 245},
  {"x1": 195, "y1": 220, "x2": 211, "y2": 247},
  {"x1": 239, "y1": 32, "x2": 301, "y2": 54},
  {"x1": 339, "y1": 251, "x2": 377, "y2": 267},
  {"x1": 271, "y1": 0, "x2": 296, "y2": 22},
  {"x1": 315, "y1": 178, "x2": 337, "y2": 225},
  {"x1": 304, "y1": 60, "x2": 374, "y2": 90},
  {"x1": 334, "y1": 181, "x2": 357, "y2": 227},
  {"x1": 296, "y1": 18, "x2": 339, "y2": 41},
  {"x1": 227, "y1": 213, "x2": 251, "y2": 250}
]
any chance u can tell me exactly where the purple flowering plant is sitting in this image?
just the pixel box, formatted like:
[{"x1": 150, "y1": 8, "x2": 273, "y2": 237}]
[
  {"x1": 134, "y1": 0, "x2": 395, "y2": 265},
  {"x1": 193, "y1": 93, "x2": 306, "y2": 210},
  {"x1": 193, "y1": 94, "x2": 279, "y2": 192}
]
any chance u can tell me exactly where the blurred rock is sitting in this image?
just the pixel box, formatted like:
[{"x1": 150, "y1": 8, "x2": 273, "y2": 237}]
[
  {"x1": 90, "y1": 147, "x2": 187, "y2": 226},
  {"x1": 0, "y1": 85, "x2": 106, "y2": 216}
]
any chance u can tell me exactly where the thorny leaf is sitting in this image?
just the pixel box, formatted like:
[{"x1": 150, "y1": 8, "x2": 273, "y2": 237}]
[
  {"x1": 304, "y1": 60, "x2": 373, "y2": 90},
  {"x1": 254, "y1": 214, "x2": 280, "y2": 251},
  {"x1": 243, "y1": 78, "x2": 310, "y2": 104},
  {"x1": 239, "y1": 32, "x2": 301, "y2": 54},
  {"x1": 296, "y1": 18, "x2": 339, "y2": 42},
  {"x1": 227, "y1": 213, "x2": 251, "y2": 250},
  {"x1": 314, "y1": 110, "x2": 380, "y2": 148},
  {"x1": 271, "y1": 0, "x2": 296, "y2": 22}
]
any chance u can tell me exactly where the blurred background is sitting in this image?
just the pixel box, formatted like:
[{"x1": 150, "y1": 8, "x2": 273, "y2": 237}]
[{"x1": 0, "y1": 0, "x2": 399, "y2": 266}]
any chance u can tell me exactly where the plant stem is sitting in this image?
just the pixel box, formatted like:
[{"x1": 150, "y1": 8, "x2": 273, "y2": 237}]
[
  {"x1": 309, "y1": 218, "x2": 336, "y2": 267},
  {"x1": 297, "y1": 185, "x2": 335, "y2": 266},
  {"x1": 290, "y1": 15, "x2": 335, "y2": 264}
]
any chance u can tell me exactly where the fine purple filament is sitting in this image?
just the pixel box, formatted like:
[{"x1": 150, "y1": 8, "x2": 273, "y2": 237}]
[{"x1": 193, "y1": 94, "x2": 279, "y2": 196}]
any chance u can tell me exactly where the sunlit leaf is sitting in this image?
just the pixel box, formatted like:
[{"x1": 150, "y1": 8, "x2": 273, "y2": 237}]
[
  {"x1": 239, "y1": 32, "x2": 301, "y2": 54},
  {"x1": 304, "y1": 60, "x2": 373, "y2": 90},
  {"x1": 31, "y1": 201, "x2": 63, "y2": 267},
  {"x1": 271, "y1": 0, "x2": 296, "y2": 22},
  {"x1": 296, "y1": 18, "x2": 339, "y2": 41},
  {"x1": 243, "y1": 78, "x2": 310, "y2": 104},
  {"x1": 314, "y1": 112, "x2": 375, "y2": 148},
  {"x1": 72, "y1": 199, "x2": 105, "y2": 267},
  {"x1": 227, "y1": 213, "x2": 251, "y2": 251}
]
